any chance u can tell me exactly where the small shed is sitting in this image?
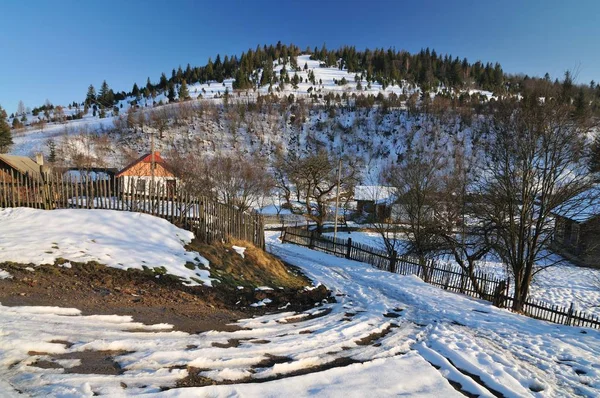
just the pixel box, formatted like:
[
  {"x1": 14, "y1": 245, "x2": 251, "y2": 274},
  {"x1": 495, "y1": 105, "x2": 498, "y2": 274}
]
[
  {"x1": 552, "y1": 186, "x2": 600, "y2": 267},
  {"x1": 354, "y1": 185, "x2": 395, "y2": 221},
  {"x1": 115, "y1": 152, "x2": 177, "y2": 196}
]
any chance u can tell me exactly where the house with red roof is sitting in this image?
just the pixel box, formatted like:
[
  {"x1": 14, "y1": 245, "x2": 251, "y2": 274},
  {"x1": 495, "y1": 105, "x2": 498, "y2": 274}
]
[{"x1": 115, "y1": 152, "x2": 177, "y2": 196}]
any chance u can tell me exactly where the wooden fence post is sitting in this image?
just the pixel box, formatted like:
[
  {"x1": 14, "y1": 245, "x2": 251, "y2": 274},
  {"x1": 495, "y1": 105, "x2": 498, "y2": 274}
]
[
  {"x1": 566, "y1": 302, "x2": 575, "y2": 326},
  {"x1": 309, "y1": 231, "x2": 315, "y2": 249},
  {"x1": 345, "y1": 238, "x2": 352, "y2": 259},
  {"x1": 389, "y1": 250, "x2": 397, "y2": 273}
]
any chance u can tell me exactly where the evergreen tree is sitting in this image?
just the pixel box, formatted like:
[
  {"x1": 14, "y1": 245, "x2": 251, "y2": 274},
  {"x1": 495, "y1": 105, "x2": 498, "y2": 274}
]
[
  {"x1": 85, "y1": 84, "x2": 96, "y2": 107},
  {"x1": 0, "y1": 105, "x2": 13, "y2": 153},
  {"x1": 574, "y1": 88, "x2": 587, "y2": 119},
  {"x1": 159, "y1": 73, "x2": 168, "y2": 92},
  {"x1": 132, "y1": 83, "x2": 140, "y2": 100},
  {"x1": 167, "y1": 83, "x2": 176, "y2": 102},
  {"x1": 98, "y1": 80, "x2": 114, "y2": 106},
  {"x1": 205, "y1": 57, "x2": 214, "y2": 81},
  {"x1": 291, "y1": 73, "x2": 300, "y2": 89},
  {"x1": 561, "y1": 70, "x2": 574, "y2": 103},
  {"x1": 178, "y1": 80, "x2": 190, "y2": 100}
]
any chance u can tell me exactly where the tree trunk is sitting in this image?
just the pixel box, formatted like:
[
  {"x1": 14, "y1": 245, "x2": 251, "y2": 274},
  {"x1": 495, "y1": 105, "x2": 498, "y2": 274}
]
[{"x1": 512, "y1": 274, "x2": 528, "y2": 312}]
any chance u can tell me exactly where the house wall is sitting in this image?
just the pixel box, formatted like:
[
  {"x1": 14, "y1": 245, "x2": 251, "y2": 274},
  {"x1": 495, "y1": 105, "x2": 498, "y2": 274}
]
[
  {"x1": 553, "y1": 215, "x2": 600, "y2": 268},
  {"x1": 118, "y1": 175, "x2": 177, "y2": 196},
  {"x1": 581, "y1": 218, "x2": 600, "y2": 267},
  {"x1": 357, "y1": 200, "x2": 374, "y2": 213}
]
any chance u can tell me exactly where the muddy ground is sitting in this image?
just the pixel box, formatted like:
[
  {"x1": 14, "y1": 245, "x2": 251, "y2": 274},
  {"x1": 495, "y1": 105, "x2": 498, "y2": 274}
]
[{"x1": 0, "y1": 259, "x2": 331, "y2": 334}]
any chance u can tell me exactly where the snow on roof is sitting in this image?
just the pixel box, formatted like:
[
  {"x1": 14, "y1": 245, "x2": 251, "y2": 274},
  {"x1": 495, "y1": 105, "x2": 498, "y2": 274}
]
[
  {"x1": 354, "y1": 185, "x2": 395, "y2": 204},
  {"x1": 552, "y1": 186, "x2": 600, "y2": 223},
  {"x1": 64, "y1": 169, "x2": 112, "y2": 182}
]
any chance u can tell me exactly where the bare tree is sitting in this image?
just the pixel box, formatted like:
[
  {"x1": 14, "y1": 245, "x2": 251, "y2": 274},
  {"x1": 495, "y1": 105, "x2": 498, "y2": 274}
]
[
  {"x1": 479, "y1": 96, "x2": 594, "y2": 311},
  {"x1": 207, "y1": 152, "x2": 274, "y2": 212},
  {"x1": 383, "y1": 142, "x2": 446, "y2": 265},
  {"x1": 434, "y1": 147, "x2": 496, "y2": 298},
  {"x1": 288, "y1": 150, "x2": 360, "y2": 233}
]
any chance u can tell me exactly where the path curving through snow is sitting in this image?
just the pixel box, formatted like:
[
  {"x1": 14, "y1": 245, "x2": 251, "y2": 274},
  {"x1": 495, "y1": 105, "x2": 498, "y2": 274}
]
[{"x1": 0, "y1": 228, "x2": 598, "y2": 396}]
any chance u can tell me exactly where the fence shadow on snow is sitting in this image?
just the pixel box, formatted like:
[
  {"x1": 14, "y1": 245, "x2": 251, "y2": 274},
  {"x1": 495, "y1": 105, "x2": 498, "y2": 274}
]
[{"x1": 281, "y1": 227, "x2": 600, "y2": 330}]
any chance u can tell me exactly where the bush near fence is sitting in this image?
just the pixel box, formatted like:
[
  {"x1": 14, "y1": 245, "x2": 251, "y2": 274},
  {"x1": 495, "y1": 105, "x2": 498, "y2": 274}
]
[
  {"x1": 281, "y1": 227, "x2": 600, "y2": 330},
  {"x1": 0, "y1": 171, "x2": 265, "y2": 249}
]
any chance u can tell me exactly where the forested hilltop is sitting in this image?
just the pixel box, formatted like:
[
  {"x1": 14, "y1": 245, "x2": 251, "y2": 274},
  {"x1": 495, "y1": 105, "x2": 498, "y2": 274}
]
[{"x1": 3, "y1": 41, "x2": 600, "y2": 123}]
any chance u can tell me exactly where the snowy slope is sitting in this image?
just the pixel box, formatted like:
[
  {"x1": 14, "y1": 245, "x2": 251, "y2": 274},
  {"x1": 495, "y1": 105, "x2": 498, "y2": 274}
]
[
  {"x1": 4, "y1": 54, "x2": 432, "y2": 163},
  {"x1": 325, "y1": 231, "x2": 600, "y2": 315},
  {"x1": 0, "y1": 208, "x2": 212, "y2": 286},
  {"x1": 0, "y1": 231, "x2": 598, "y2": 396}
]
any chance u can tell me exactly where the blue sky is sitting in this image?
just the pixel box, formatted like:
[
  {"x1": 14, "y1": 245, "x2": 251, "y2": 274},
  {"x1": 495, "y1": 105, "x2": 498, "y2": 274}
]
[{"x1": 1, "y1": 0, "x2": 599, "y2": 113}]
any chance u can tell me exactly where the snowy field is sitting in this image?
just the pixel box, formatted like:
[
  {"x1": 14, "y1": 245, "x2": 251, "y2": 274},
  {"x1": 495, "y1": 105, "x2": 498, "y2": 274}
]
[
  {"x1": 325, "y1": 230, "x2": 600, "y2": 315},
  {"x1": 0, "y1": 223, "x2": 598, "y2": 396},
  {"x1": 0, "y1": 208, "x2": 212, "y2": 286}
]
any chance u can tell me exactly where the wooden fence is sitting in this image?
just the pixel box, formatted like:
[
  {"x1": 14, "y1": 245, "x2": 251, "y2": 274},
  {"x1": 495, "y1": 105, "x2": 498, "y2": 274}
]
[
  {"x1": 281, "y1": 227, "x2": 600, "y2": 330},
  {"x1": 0, "y1": 170, "x2": 265, "y2": 249}
]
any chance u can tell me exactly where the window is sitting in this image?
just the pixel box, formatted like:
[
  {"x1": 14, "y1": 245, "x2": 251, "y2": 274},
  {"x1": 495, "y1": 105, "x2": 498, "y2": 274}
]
[{"x1": 136, "y1": 179, "x2": 146, "y2": 192}]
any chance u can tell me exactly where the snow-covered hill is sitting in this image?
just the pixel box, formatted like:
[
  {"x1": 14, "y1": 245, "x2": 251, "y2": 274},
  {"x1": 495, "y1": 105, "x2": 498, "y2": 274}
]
[{"x1": 6, "y1": 54, "x2": 490, "y2": 176}]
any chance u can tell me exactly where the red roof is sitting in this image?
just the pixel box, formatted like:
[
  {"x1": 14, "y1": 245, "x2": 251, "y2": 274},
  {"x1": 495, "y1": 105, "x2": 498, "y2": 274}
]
[{"x1": 116, "y1": 152, "x2": 171, "y2": 177}]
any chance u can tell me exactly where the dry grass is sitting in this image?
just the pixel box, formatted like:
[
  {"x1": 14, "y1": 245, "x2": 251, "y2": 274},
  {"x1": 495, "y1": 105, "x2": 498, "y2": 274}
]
[{"x1": 188, "y1": 238, "x2": 309, "y2": 289}]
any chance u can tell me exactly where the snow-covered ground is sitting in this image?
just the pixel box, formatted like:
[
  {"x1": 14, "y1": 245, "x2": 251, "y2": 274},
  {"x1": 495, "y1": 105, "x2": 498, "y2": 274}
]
[
  {"x1": 325, "y1": 230, "x2": 600, "y2": 315},
  {"x1": 0, "y1": 208, "x2": 212, "y2": 286},
  {"x1": 0, "y1": 228, "x2": 599, "y2": 396}
]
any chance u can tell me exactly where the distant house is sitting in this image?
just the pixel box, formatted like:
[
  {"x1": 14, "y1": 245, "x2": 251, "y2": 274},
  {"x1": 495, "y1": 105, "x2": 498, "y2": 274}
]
[
  {"x1": 354, "y1": 185, "x2": 396, "y2": 221},
  {"x1": 0, "y1": 154, "x2": 45, "y2": 182},
  {"x1": 115, "y1": 152, "x2": 177, "y2": 196},
  {"x1": 552, "y1": 186, "x2": 600, "y2": 267}
]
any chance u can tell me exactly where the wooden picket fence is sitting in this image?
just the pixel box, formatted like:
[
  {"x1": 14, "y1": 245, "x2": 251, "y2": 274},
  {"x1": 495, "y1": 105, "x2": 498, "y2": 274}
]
[
  {"x1": 0, "y1": 170, "x2": 265, "y2": 248},
  {"x1": 281, "y1": 227, "x2": 600, "y2": 329}
]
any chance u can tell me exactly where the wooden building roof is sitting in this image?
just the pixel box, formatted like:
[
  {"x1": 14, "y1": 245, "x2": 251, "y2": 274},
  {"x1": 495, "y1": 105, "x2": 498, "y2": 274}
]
[
  {"x1": 116, "y1": 152, "x2": 174, "y2": 178},
  {"x1": 0, "y1": 154, "x2": 43, "y2": 180}
]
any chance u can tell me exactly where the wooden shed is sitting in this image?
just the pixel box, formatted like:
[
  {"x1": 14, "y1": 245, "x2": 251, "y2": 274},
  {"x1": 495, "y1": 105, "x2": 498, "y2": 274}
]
[
  {"x1": 552, "y1": 186, "x2": 600, "y2": 267},
  {"x1": 354, "y1": 185, "x2": 395, "y2": 222}
]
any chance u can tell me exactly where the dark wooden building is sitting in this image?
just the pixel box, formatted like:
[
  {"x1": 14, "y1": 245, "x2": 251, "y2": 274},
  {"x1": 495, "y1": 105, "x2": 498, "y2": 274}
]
[
  {"x1": 552, "y1": 187, "x2": 600, "y2": 268},
  {"x1": 354, "y1": 185, "x2": 395, "y2": 222}
]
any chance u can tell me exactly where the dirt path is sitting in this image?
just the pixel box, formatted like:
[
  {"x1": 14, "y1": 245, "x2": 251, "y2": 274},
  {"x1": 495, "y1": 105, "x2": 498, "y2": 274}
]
[{"x1": 0, "y1": 261, "x2": 329, "y2": 334}]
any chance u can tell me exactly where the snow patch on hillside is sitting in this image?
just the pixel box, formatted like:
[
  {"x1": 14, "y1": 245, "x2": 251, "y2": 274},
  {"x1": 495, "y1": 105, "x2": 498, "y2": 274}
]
[{"x1": 0, "y1": 208, "x2": 212, "y2": 286}]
